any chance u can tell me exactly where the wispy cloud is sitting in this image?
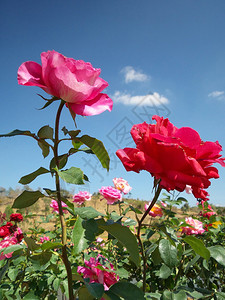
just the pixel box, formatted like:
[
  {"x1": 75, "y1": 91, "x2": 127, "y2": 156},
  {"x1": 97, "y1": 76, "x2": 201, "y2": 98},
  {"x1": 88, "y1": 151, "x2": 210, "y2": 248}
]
[
  {"x1": 112, "y1": 91, "x2": 169, "y2": 106},
  {"x1": 208, "y1": 90, "x2": 225, "y2": 100},
  {"x1": 121, "y1": 66, "x2": 150, "y2": 83}
]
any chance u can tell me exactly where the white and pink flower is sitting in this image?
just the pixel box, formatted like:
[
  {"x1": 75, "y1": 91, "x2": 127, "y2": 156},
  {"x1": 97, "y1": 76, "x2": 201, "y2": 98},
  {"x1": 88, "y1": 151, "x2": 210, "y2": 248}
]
[
  {"x1": 73, "y1": 191, "x2": 92, "y2": 205},
  {"x1": 113, "y1": 178, "x2": 132, "y2": 194},
  {"x1": 181, "y1": 217, "x2": 205, "y2": 235}
]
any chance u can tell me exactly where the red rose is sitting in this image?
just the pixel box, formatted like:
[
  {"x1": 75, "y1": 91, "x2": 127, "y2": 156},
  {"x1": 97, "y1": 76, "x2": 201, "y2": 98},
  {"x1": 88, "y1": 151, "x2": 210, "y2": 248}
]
[
  {"x1": 10, "y1": 213, "x2": 23, "y2": 222},
  {"x1": 0, "y1": 226, "x2": 10, "y2": 238},
  {"x1": 116, "y1": 115, "x2": 225, "y2": 201}
]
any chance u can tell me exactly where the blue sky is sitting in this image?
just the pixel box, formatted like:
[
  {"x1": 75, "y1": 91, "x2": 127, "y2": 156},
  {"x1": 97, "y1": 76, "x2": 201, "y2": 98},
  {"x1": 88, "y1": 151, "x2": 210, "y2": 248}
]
[{"x1": 1, "y1": 0, "x2": 225, "y2": 206}]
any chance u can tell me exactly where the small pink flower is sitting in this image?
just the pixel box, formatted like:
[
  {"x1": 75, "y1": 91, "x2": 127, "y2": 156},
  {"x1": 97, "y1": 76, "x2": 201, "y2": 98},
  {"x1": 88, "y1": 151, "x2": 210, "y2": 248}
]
[
  {"x1": 40, "y1": 236, "x2": 50, "y2": 243},
  {"x1": 0, "y1": 236, "x2": 18, "y2": 260},
  {"x1": 113, "y1": 178, "x2": 132, "y2": 194},
  {"x1": 99, "y1": 186, "x2": 122, "y2": 205},
  {"x1": 185, "y1": 185, "x2": 193, "y2": 194},
  {"x1": 73, "y1": 191, "x2": 92, "y2": 205},
  {"x1": 50, "y1": 200, "x2": 68, "y2": 214},
  {"x1": 77, "y1": 255, "x2": 119, "y2": 290},
  {"x1": 145, "y1": 203, "x2": 163, "y2": 217},
  {"x1": 181, "y1": 217, "x2": 205, "y2": 235}
]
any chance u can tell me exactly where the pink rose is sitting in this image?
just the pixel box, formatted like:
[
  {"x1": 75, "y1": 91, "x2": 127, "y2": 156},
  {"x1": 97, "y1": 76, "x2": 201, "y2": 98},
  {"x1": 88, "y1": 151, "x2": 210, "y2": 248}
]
[
  {"x1": 0, "y1": 236, "x2": 18, "y2": 260},
  {"x1": 77, "y1": 255, "x2": 118, "y2": 291},
  {"x1": 181, "y1": 217, "x2": 205, "y2": 235},
  {"x1": 116, "y1": 115, "x2": 225, "y2": 201},
  {"x1": 50, "y1": 199, "x2": 68, "y2": 214},
  {"x1": 18, "y1": 50, "x2": 113, "y2": 116},
  {"x1": 113, "y1": 178, "x2": 132, "y2": 194},
  {"x1": 145, "y1": 203, "x2": 163, "y2": 217},
  {"x1": 99, "y1": 186, "x2": 122, "y2": 205},
  {"x1": 73, "y1": 191, "x2": 92, "y2": 205}
]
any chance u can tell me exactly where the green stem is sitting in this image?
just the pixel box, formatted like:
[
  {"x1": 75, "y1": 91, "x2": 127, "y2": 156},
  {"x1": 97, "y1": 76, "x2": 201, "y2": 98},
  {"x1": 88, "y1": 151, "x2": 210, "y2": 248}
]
[
  {"x1": 137, "y1": 184, "x2": 162, "y2": 292},
  {"x1": 53, "y1": 100, "x2": 74, "y2": 300}
]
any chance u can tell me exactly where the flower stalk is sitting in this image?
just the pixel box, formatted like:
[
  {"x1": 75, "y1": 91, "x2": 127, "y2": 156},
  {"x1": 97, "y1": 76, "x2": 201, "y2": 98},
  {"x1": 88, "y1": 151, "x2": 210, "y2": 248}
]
[
  {"x1": 53, "y1": 100, "x2": 74, "y2": 300},
  {"x1": 136, "y1": 183, "x2": 162, "y2": 292}
]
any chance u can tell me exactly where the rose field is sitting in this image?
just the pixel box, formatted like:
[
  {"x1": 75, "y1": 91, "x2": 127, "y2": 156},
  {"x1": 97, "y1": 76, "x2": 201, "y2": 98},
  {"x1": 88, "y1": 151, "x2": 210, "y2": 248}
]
[{"x1": 0, "y1": 50, "x2": 225, "y2": 300}]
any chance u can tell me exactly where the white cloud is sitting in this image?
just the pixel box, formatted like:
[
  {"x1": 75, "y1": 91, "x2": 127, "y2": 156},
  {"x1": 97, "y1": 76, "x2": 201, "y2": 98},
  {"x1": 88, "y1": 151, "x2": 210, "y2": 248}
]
[
  {"x1": 208, "y1": 91, "x2": 225, "y2": 99},
  {"x1": 112, "y1": 91, "x2": 169, "y2": 106},
  {"x1": 121, "y1": 66, "x2": 150, "y2": 83}
]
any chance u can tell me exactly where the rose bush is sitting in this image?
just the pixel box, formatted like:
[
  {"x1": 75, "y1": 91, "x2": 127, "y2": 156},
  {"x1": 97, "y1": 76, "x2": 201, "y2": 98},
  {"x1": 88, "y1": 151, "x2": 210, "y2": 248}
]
[
  {"x1": 116, "y1": 115, "x2": 225, "y2": 201},
  {"x1": 18, "y1": 50, "x2": 113, "y2": 116}
]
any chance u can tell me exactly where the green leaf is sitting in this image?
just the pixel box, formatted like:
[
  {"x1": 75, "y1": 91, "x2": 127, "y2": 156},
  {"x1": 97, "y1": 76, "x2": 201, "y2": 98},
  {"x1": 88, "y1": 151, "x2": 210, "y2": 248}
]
[
  {"x1": 78, "y1": 135, "x2": 110, "y2": 171},
  {"x1": 37, "y1": 125, "x2": 53, "y2": 139},
  {"x1": 50, "y1": 154, "x2": 68, "y2": 171},
  {"x1": 41, "y1": 241, "x2": 63, "y2": 250},
  {"x1": 98, "y1": 221, "x2": 140, "y2": 266},
  {"x1": 158, "y1": 264, "x2": 172, "y2": 279},
  {"x1": 184, "y1": 236, "x2": 210, "y2": 260},
  {"x1": 85, "y1": 282, "x2": 104, "y2": 299},
  {"x1": 78, "y1": 286, "x2": 94, "y2": 300},
  {"x1": 72, "y1": 217, "x2": 89, "y2": 254},
  {"x1": 23, "y1": 291, "x2": 40, "y2": 300},
  {"x1": 24, "y1": 236, "x2": 40, "y2": 251},
  {"x1": 57, "y1": 166, "x2": 85, "y2": 184},
  {"x1": 216, "y1": 292, "x2": 225, "y2": 300},
  {"x1": 208, "y1": 245, "x2": 225, "y2": 266},
  {"x1": 0, "y1": 129, "x2": 36, "y2": 138},
  {"x1": 8, "y1": 268, "x2": 19, "y2": 281},
  {"x1": 12, "y1": 190, "x2": 44, "y2": 208},
  {"x1": 38, "y1": 140, "x2": 50, "y2": 158},
  {"x1": 19, "y1": 167, "x2": 50, "y2": 184},
  {"x1": 109, "y1": 281, "x2": 145, "y2": 300},
  {"x1": 2, "y1": 244, "x2": 24, "y2": 255},
  {"x1": 74, "y1": 206, "x2": 105, "y2": 219},
  {"x1": 159, "y1": 239, "x2": 178, "y2": 268},
  {"x1": 162, "y1": 290, "x2": 187, "y2": 300}
]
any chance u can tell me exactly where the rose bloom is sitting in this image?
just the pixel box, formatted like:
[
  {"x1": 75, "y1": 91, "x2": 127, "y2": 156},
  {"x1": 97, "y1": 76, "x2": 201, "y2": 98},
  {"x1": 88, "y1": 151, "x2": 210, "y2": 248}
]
[
  {"x1": 73, "y1": 191, "x2": 92, "y2": 205},
  {"x1": 116, "y1": 115, "x2": 225, "y2": 201},
  {"x1": 10, "y1": 213, "x2": 23, "y2": 222},
  {"x1": 0, "y1": 236, "x2": 18, "y2": 260},
  {"x1": 181, "y1": 217, "x2": 205, "y2": 235},
  {"x1": 145, "y1": 203, "x2": 163, "y2": 217},
  {"x1": 0, "y1": 225, "x2": 11, "y2": 239},
  {"x1": 113, "y1": 178, "x2": 132, "y2": 194},
  {"x1": 77, "y1": 255, "x2": 119, "y2": 291},
  {"x1": 18, "y1": 50, "x2": 113, "y2": 116},
  {"x1": 50, "y1": 199, "x2": 68, "y2": 214},
  {"x1": 99, "y1": 186, "x2": 122, "y2": 205}
]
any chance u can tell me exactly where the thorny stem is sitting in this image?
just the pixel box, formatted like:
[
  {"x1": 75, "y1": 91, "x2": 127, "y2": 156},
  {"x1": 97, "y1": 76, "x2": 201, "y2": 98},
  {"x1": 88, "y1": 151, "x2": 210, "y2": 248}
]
[
  {"x1": 137, "y1": 184, "x2": 162, "y2": 293},
  {"x1": 53, "y1": 100, "x2": 74, "y2": 300}
]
